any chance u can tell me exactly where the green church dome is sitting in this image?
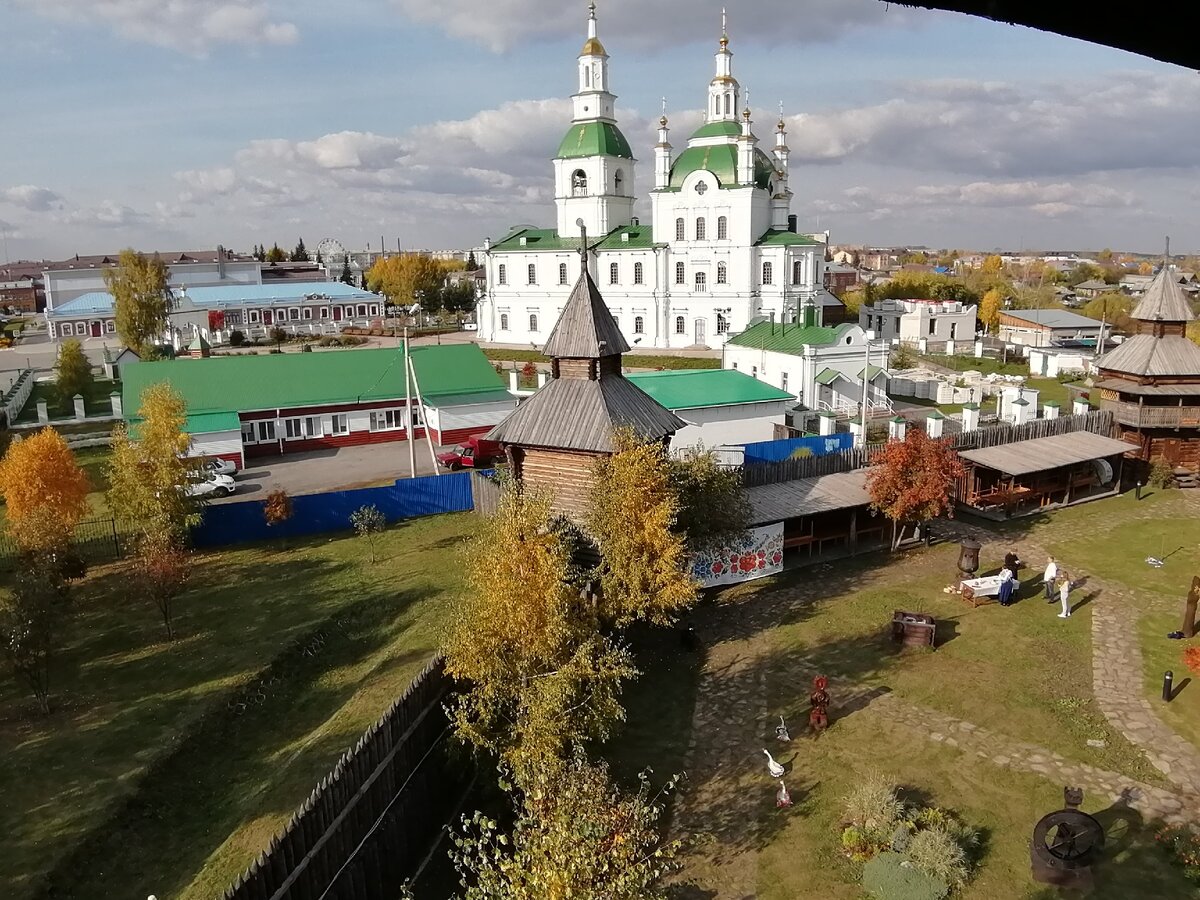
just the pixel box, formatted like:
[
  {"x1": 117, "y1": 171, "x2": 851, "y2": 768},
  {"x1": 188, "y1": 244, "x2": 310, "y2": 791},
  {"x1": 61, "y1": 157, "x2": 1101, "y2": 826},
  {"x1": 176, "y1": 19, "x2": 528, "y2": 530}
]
[
  {"x1": 668, "y1": 143, "x2": 775, "y2": 190},
  {"x1": 556, "y1": 121, "x2": 634, "y2": 160},
  {"x1": 689, "y1": 121, "x2": 742, "y2": 140}
]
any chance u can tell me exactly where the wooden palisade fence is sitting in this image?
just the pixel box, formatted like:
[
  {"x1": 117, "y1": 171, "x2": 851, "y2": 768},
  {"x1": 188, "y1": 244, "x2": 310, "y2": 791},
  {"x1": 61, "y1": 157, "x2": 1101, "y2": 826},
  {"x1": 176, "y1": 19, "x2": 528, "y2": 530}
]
[
  {"x1": 222, "y1": 656, "x2": 471, "y2": 900},
  {"x1": 742, "y1": 411, "x2": 1115, "y2": 487}
]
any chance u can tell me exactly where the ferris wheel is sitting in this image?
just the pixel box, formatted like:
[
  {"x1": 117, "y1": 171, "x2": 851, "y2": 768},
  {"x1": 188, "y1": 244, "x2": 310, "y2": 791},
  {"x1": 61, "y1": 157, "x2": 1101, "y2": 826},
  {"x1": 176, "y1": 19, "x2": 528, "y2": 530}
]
[{"x1": 316, "y1": 237, "x2": 348, "y2": 263}]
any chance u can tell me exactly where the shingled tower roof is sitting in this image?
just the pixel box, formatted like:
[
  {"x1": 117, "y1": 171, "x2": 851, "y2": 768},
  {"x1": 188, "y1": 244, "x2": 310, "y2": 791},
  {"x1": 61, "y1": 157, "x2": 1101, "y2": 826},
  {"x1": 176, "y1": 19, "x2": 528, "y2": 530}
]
[
  {"x1": 541, "y1": 264, "x2": 630, "y2": 358},
  {"x1": 488, "y1": 248, "x2": 683, "y2": 454},
  {"x1": 1131, "y1": 267, "x2": 1195, "y2": 323}
]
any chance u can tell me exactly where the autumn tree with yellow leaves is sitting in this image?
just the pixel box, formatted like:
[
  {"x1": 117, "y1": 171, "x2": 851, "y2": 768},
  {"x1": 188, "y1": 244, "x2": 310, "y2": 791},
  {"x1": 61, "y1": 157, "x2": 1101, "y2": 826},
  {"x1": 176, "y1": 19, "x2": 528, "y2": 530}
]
[
  {"x1": 107, "y1": 382, "x2": 200, "y2": 639},
  {"x1": 979, "y1": 288, "x2": 1003, "y2": 335},
  {"x1": 0, "y1": 428, "x2": 90, "y2": 555},
  {"x1": 366, "y1": 253, "x2": 445, "y2": 311}
]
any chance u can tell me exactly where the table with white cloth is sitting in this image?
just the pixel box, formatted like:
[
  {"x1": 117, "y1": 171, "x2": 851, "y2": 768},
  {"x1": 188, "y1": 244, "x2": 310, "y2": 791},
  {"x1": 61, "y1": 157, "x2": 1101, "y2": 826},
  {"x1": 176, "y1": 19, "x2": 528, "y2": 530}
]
[{"x1": 959, "y1": 575, "x2": 1019, "y2": 607}]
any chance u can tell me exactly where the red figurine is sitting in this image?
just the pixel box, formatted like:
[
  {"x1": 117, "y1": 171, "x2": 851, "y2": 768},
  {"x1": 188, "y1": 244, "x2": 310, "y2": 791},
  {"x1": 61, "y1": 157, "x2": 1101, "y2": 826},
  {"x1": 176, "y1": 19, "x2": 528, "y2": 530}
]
[{"x1": 809, "y1": 675, "x2": 830, "y2": 732}]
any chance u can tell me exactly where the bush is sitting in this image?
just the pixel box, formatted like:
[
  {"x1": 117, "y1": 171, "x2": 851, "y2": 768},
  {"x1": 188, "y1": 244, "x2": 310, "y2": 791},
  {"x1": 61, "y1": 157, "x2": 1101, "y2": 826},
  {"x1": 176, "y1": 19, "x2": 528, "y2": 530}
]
[
  {"x1": 862, "y1": 852, "x2": 948, "y2": 900},
  {"x1": 317, "y1": 336, "x2": 338, "y2": 348},
  {"x1": 521, "y1": 361, "x2": 538, "y2": 379},
  {"x1": 269, "y1": 348, "x2": 283, "y2": 354},
  {"x1": 1148, "y1": 461, "x2": 1176, "y2": 489},
  {"x1": 300, "y1": 343, "x2": 313, "y2": 352},
  {"x1": 229, "y1": 329, "x2": 245, "y2": 346},
  {"x1": 843, "y1": 774, "x2": 904, "y2": 848},
  {"x1": 1184, "y1": 646, "x2": 1200, "y2": 677},
  {"x1": 907, "y1": 828, "x2": 970, "y2": 890},
  {"x1": 1156, "y1": 825, "x2": 1200, "y2": 884},
  {"x1": 340, "y1": 335, "x2": 368, "y2": 347}
]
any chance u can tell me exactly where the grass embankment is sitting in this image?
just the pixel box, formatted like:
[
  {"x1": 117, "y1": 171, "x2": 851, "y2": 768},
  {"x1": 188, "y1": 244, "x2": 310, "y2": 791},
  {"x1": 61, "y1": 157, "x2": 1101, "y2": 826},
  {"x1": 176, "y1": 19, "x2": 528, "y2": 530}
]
[
  {"x1": 610, "y1": 494, "x2": 1194, "y2": 897},
  {"x1": 0, "y1": 513, "x2": 474, "y2": 900},
  {"x1": 482, "y1": 347, "x2": 719, "y2": 371}
]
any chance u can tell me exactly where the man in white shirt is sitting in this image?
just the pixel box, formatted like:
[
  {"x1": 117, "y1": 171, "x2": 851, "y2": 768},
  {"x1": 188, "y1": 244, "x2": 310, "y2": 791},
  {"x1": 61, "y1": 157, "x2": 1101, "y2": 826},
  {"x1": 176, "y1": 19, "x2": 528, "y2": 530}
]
[{"x1": 1044, "y1": 557, "x2": 1058, "y2": 602}]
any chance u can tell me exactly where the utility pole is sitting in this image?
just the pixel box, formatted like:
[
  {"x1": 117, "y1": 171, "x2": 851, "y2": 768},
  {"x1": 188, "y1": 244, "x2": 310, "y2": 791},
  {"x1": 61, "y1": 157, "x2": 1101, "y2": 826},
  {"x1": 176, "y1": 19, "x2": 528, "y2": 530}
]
[{"x1": 404, "y1": 327, "x2": 416, "y2": 479}]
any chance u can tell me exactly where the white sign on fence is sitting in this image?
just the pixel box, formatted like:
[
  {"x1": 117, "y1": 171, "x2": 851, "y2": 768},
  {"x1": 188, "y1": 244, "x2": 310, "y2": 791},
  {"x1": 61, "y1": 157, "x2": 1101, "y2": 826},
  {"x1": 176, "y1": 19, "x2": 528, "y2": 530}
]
[{"x1": 690, "y1": 523, "x2": 785, "y2": 588}]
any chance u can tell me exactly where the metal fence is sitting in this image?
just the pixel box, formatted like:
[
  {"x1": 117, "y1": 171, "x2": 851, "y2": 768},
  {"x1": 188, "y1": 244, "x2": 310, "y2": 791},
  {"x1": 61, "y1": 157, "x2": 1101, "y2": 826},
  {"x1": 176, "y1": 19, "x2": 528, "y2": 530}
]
[{"x1": 0, "y1": 516, "x2": 129, "y2": 570}]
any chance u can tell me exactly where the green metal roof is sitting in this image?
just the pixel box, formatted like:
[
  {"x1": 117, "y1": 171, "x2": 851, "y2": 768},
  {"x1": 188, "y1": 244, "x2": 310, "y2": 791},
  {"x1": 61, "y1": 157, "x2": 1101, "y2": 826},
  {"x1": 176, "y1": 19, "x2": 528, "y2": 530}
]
[
  {"x1": 857, "y1": 364, "x2": 887, "y2": 380},
  {"x1": 490, "y1": 228, "x2": 583, "y2": 254},
  {"x1": 626, "y1": 369, "x2": 793, "y2": 410},
  {"x1": 815, "y1": 367, "x2": 841, "y2": 386},
  {"x1": 121, "y1": 345, "x2": 508, "y2": 423},
  {"x1": 129, "y1": 410, "x2": 242, "y2": 438},
  {"x1": 591, "y1": 224, "x2": 656, "y2": 250},
  {"x1": 556, "y1": 121, "x2": 634, "y2": 160},
  {"x1": 690, "y1": 121, "x2": 743, "y2": 140},
  {"x1": 668, "y1": 144, "x2": 774, "y2": 190},
  {"x1": 756, "y1": 229, "x2": 820, "y2": 247},
  {"x1": 726, "y1": 321, "x2": 857, "y2": 355}
]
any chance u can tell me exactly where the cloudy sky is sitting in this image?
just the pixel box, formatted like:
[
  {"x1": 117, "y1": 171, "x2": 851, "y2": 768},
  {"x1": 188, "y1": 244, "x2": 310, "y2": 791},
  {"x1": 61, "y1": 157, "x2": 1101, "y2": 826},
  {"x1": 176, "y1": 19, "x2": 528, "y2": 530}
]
[{"x1": 1, "y1": 0, "x2": 1197, "y2": 260}]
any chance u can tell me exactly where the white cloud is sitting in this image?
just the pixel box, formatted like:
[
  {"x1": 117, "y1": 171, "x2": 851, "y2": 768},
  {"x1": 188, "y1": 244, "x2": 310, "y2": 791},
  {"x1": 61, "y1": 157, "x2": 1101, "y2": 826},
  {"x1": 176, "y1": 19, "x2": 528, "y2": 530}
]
[
  {"x1": 14, "y1": 0, "x2": 299, "y2": 54},
  {"x1": 390, "y1": 0, "x2": 925, "y2": 52},
  {"x1": 789, "y1": 70, "x2": 1200, "y2": 178},
  {"x1": 56, "y1": 201, "x2": 149, "y2": 228},
  {"x1": 1, "y1": 185, "x2": 64, "y2": 211},
  {"x1": 812, "y1": 179, "x2": 1134, "y2": 220}
]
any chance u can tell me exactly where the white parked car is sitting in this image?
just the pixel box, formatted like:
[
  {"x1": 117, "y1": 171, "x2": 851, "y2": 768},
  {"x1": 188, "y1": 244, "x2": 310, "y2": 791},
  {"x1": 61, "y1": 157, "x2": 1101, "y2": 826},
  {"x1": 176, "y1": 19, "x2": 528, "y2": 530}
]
[
  {"x1": 201, "y1": 458, "x2": 237, "y2": 477},
  {"x1": 183, "y1": 473, "x2": 236, "y2": 498}
]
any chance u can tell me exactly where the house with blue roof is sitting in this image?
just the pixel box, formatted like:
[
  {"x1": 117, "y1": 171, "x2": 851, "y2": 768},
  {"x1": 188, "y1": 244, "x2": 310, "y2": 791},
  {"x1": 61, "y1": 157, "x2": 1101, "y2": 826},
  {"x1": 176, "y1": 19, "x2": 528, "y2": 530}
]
[{"x1": 46, "y1": 281, "x2": 383, "y2": 345}]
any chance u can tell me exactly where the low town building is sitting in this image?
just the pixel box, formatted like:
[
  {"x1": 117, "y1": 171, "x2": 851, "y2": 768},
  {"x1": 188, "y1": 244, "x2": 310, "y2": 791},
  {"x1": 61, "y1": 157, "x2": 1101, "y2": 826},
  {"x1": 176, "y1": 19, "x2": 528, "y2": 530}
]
[
  {"x1": 823, "y1": 262, "x2": 859, "y2": 295},
  {"x1": 998, "y1": 309, "x2": 1104, "y2": 348},
  {"x1": 120, "y1": 344, "x2": 515, "y2": 469},
  {"x1": 723, "y1": 315, "x2": 891, "y2": 417},
  {"x1": 624, "y1": 368, "x2": 793, "y2": 454},
  {"x1": 1093, "y1": 268, "x2": 1200, "y2": 472},
  {"x1": 1072, "y1": 279, "x2": 1112, "y2": 299},
  {"x1": 859, "y1": 297, "x2": 978, "y2": 345},
  {"x1": 46, "y1": 281, "x2": 382, "y2": 344}
]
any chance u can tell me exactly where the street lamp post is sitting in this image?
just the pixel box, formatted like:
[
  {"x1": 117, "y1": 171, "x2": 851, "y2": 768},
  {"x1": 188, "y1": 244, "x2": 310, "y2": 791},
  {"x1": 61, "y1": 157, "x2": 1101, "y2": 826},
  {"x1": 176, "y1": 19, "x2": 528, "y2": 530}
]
[{"x1": 862, "y1": 328, "x2": 876, "y2": 444}]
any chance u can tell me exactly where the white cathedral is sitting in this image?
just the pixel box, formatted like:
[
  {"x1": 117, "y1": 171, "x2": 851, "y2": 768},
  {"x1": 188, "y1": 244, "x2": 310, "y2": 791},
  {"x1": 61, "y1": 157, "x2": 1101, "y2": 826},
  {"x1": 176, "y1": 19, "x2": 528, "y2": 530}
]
[{"x1": 477, "y1": 5, "x2": 831, "y2": 350}]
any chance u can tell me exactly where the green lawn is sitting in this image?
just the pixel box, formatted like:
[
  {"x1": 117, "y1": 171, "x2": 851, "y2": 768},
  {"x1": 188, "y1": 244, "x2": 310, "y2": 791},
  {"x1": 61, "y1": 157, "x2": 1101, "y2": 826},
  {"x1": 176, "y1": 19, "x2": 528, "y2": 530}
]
[
  {"x1": 0, "y1": 513, "x2": 474, "y2": 900},
  {"x1": 609, "y1": 493, "x2": 1196, "y2": 898}
]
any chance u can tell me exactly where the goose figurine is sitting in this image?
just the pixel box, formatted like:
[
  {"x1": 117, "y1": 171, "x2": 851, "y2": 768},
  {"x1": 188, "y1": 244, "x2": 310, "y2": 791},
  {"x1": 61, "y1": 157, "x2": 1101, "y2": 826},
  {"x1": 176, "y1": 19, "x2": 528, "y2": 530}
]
[
  {"x1": 763, "y1": 749, "x2": 785, "y2": 778},
  {"x1": 775, "y1": 715, "x2": 791, "y2": 742}
]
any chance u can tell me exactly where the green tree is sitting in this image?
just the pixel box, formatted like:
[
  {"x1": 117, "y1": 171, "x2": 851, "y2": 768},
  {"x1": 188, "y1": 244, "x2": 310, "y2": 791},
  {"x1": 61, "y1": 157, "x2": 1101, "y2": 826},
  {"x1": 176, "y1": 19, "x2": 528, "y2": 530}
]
[
  {"x1": 1083, "y1": 292, "x2": 1134, "y2": 334},
  {"x1": 340, "y1": 254, "x2": 354, "y2": 285},
  {"x1": 290, "y1": 238, "x2": 309, "y2": 262},
  {"x1": 0, "y1": 552, "x2": 73, "y2": 714},
  {"x1": 265, "y1": 243, "x2": 287, "y2": 264},
  {"x1": 350, "y1": 504, "x2": 386, "y2": 564},
  {"x1": 360, "y1": 271, "x2": 370, "y2": 291},
  {"x1": 440, "y1": 280, "x2": 478, "y2": 326},
  {"x1": 253, "y1": 243, "x2": 265, "y2": 262},
  {"x1": 450, "y1": 753, "x2": 682, "y2": 900},
  {"x1": 670, "y1": 446, "x2": 750, "y2": 553},
  {"x1": 103, "y1": 249, "x2": 172, "y2": 355},
  {"x1": 54, "y1": 338, "x2": 93, "y2": 410},
  {"x1": 466, "y1": 249, "x2": 478, "y2": 270},
  {"x1": 443, "y1": 483, "x2": 636, "y2": 779}
]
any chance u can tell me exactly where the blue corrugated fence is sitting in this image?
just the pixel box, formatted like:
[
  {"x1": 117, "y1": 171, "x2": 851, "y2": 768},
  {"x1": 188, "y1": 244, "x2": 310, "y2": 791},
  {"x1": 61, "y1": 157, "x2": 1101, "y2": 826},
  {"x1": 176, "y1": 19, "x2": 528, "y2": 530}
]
[
  {"x1": 191, "y1": 471, "x2": 473, "y2": 548},
  {"x1": 742, "y1": 432, "x2": 854, "y2": 464}
]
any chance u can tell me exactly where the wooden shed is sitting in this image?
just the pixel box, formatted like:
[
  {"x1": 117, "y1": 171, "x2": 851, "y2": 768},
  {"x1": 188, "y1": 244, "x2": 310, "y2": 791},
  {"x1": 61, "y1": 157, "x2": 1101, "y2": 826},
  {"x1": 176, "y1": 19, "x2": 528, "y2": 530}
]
[
  {"x1": 487, "y1": 250, "x2": 684, "y2": 517},
  {"x1": 744, "y1": 468, "x2": 887, "y2": 558}
]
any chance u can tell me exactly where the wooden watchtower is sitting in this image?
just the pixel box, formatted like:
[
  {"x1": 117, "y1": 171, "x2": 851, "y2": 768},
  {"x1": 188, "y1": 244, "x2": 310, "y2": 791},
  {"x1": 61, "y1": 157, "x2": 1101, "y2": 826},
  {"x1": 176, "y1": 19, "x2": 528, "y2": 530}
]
[{"x1": 487, "y1": 243, "x2": 684, "y2": 517}]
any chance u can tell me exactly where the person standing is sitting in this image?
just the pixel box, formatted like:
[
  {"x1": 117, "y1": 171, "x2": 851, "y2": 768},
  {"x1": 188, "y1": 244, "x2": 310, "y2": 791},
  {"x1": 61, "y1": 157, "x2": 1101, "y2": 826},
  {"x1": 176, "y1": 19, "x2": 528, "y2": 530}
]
[
  {"x1": 1005, "y1": 549, "x2": 1022, "y2": 573},
  {"x1": 1044, "y1": 556, "x2": 1058, "y2": 602},
  {"x1": 1058, "y1": 573, "x2": 1072, "y2": 618},
  {"x1": 998, "y1": 564, "x2": 1015, "y2": 607}
]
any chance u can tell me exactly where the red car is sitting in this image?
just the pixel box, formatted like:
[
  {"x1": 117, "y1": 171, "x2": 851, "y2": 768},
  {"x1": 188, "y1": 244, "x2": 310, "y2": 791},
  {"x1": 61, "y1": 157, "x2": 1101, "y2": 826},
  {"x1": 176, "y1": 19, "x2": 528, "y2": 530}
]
[{"x1": 436, "y1": 436, "x2": 503, "y2": 470}]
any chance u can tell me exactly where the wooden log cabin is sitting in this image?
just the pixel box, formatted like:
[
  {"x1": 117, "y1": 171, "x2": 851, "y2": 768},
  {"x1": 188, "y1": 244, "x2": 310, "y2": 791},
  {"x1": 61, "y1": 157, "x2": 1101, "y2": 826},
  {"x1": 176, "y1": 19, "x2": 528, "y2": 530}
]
[
  {"x1": 743, "y1": 468, "x2": 889, "y2": 557},
  {"x1": 1092, "y1": 266, "x2": 1200, "y2": 473},
  {"x1": 487, "y1": 246, "x2": 684, "y2": 518}
]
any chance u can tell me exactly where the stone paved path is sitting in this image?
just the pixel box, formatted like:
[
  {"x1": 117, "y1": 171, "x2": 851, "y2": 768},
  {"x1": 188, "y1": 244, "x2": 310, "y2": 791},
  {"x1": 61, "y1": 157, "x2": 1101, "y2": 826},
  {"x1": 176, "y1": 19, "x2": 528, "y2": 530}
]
[{"x1": 874, "y1": 693, "x2": 1200, "y2": 826}]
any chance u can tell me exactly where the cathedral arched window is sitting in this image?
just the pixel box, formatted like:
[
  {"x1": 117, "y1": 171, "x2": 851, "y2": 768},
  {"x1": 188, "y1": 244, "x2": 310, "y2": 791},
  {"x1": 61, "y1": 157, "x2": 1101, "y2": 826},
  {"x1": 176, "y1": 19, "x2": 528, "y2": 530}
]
[
  {"x1": 559, "y1": 263, "x2": 568, "y2": 285},
  {"x1": 633, "y1": 262, "x2": 644, "y2": 284},
  {"x1": 695, "y1": 217, "x2": 706, "y2": 241},
  {"x1": 724, "y1": 93, "x2": 731, "y2": 116},
  {"x1": 634, "y1": 316, "x2": 644, "y2": 334},
  {"x1": 572, "y1": 169, "x2": 588, "y2": 197},
  {"x1": 713, "y1": 96, "x2": 720, "y2": 116},
  {"x1": 497, "y1": 264, "x2": 507, "y2": 285},
  {"x1": 609, "y1": 262, "x2": 619, "y2": 285},
  {"x1": 695, "y1": 271, "x2": 707, "y2": 292},
  {"x1": 499, "y1": 313, "x2": 509, "y2": 331},
  {"x1": 717, "y1": 216, "x2": 728, "y2": 240},
  {"x1": 530, "y1": 314, "x2": 539, "y2": 332},
  {"x1": 614, "y1": 169, "x2": 624, "y2": 195},
  {"x1": 675, "y1": 262, "x2": 685, "y2": 284},
  {"x1": 793, "y1": 260, "x2": 803, "y2": 284},
  {"x1": 584, "y1": 67, "x2": 591, "y2": 87},
  {"x1": 675, "y1": 218, "x2": 685, "y2": 242},
  {"x1": 717, "y1": 313, "x2": 729, "y2": 334},
  {"x1": 717, "y1": 262, "x2": 727, "y2": 285},
  {"x1": 675, "y1": 315, "x2": 686, "y2": 334},
  {"x1": 527, "y1": 263, "x2": 537, "y2": 285},
  {"x1": 762, "y1": 262, "x2": 773, "y2": 285}
]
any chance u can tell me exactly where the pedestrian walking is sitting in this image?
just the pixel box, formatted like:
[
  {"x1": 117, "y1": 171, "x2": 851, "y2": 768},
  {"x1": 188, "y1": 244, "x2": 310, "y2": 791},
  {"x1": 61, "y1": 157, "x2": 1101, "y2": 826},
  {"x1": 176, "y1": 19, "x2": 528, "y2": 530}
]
[
  {"x1": 998, "y1": 564, "x2": 1015, "y2": 607},
  {"x1": 1057, "y1": 573, "x2": 1072, "y2": 618},
  {"x1": 1043, "y1": 556, "x2": 1058, "y2": 602}
]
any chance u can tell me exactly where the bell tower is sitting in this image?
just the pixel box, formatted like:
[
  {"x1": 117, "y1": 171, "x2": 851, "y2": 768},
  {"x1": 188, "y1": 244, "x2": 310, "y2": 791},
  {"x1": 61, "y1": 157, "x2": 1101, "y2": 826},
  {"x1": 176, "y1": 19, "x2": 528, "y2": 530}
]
[{"x1": 553, "y1": 2, "x2": 636, "y2": 239}]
